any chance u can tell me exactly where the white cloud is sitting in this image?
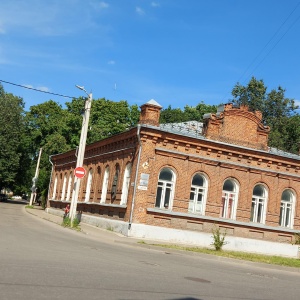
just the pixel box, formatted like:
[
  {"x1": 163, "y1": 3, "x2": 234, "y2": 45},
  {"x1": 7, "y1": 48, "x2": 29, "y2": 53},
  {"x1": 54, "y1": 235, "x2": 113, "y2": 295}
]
[
  {"x1": 136, "y1": 7, "x2": 145, "y2": 15},
  {"x1": 89, "y1": 1, "x2": 109, "y2": 10},
  {"x1": 37, "y1": 86, "x2": 50, "y2": 92},
  {"x1": 151, "y1": 2, "x2": 160, "y2": 7},
  {"x1": 23, "y1": 84, "x2": 49, "y2": 92},
  {"x1": 23, "y1": 84, "x2": 34, "y2": 89},
  {"x1": 0, "y1": 1, "x2": 111, "y2": 37},
  {"x1": 99, "y1": 1, "x2": 109, "y2": 8},
  {"x1": 108, "y1": 60, "x2": 115, "y2": 65}
]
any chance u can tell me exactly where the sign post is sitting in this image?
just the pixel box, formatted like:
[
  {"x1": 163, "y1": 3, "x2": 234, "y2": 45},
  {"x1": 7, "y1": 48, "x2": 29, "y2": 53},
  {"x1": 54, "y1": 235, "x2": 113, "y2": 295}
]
[{"x1": 69, "y1": 86, "x2": 92, "y2": 225}]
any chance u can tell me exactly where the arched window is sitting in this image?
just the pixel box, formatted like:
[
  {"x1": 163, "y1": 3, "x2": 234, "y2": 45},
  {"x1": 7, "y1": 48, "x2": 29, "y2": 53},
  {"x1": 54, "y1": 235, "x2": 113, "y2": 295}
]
[
  {"x1": 120, "y1": 163, "x2": 132, "y2": 205},
  {"x1": 250, "y1": 184, "x2": 267, "y2": 223},
  {"x1": 111, "y1": 164, "x2": 120, "y2": 200},
  {"x1": 65, "y1": 173, "x2": 72, "y2": 201},
  {"x1": 101, "y1": 166, "x2": 110, "y2": 203},
  {"x1": 279, "y1": 189, "x2": 295, "y2": 228},
  {"x1": 189, "y1": 173, "x2": 207, "y2": 214},
  {"x1": 85, "y1": 168, "x2": 93, "y2": 202},
  {"x1": 221, "y1": 179, "x2": 239, "y2": 219},
  {"x1": 155, "y1": 168, "x2": 176, "y2": 209},
  {"x1": 52, "y1": 175, "x2": 58, "y2": 200},
  {"x1": 61, "y1": 174, "x2": 67, "y2": 201}
]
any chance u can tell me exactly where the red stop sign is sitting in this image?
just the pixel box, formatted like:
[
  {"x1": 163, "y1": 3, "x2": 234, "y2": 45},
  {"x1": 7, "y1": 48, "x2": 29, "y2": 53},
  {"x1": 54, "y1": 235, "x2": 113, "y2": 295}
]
[{"x1": 74, "y1": 167, "x2": 86, "y2": 179}]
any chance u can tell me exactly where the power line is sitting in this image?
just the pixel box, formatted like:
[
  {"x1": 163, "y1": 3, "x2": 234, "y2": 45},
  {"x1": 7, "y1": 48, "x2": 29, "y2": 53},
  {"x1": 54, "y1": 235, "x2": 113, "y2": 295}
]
[
  {"x1": 250, "y1": 13, "x2": 300, "y2": 77},
  {"x1": 221, "y1": 2, "x2": 300, "y2": 103},
  {"x1": 237, "y1": 2, "x2": 300, "y2": 85},
  {"x1": 0, "y1": 79, "x2": 75, "y2": 99}
]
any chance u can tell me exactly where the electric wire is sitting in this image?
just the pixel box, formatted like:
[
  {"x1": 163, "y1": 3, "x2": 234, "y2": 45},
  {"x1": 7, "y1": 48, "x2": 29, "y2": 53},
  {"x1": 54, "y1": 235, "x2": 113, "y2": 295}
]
[
  {"x1": 0, "y1": 79, "x2": 75, "y2": 99},
  {"x1": 221, "y1": 2, "x2": 300, "y2": 103},
  {"x1": 236, "y1": 2, "x2": 300, "y2": 85}
]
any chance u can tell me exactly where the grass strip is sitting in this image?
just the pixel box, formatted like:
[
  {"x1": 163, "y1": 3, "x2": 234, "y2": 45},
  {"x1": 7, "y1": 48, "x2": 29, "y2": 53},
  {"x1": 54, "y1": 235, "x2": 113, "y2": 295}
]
[{"x1": 141, "y1": 243, "x2": 300, "y2": 268}]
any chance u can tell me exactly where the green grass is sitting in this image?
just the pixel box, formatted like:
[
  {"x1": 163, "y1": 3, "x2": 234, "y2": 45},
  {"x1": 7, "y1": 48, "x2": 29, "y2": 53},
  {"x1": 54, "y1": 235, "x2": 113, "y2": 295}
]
[
  {"x1": 62, "y1": 216, "x2": 81, "y2": 231},
  {"x1": 140, "y1": 243, "x2": 300, "y2": 268},
  {"x1": 25, "y1": 205, "x2": 34, "y2": 209}
]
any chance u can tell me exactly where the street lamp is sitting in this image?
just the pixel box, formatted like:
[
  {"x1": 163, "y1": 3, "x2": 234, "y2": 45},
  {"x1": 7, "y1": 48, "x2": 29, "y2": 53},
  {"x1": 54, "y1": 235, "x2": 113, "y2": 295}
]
[{"x1": 69, "y1": 85, "x2": 92, "y2": 224}]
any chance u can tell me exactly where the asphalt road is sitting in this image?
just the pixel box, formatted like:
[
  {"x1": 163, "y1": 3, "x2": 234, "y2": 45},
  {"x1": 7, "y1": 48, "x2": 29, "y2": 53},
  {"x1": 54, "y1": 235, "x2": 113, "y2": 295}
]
[{"x1": 1, "y1": 200, "x2": 300, "y2": 300}]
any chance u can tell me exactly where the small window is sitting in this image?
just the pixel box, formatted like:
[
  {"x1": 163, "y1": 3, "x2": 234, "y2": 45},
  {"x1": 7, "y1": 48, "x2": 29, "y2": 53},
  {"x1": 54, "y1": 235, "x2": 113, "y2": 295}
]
[
  {"x1": 52, "y1": 175, "x2": 58, "y2": 200},
  {"x1": 61, "y1": 174, "x2": 67, "y2": 201},
  {"x1": 65, "y1": 173, "x2": 73, "y2": 201},
  {"x1": 189, "y1": 174, "x2": 207, "y2": 214},
  {"x1": 120, "y1": 163, "x2": 132, "y2": 205},
  {"x1": 101, "y1": 167, "x2": 109, "y2": 203},
  {"x1": 221, "y1": 179, "x2": 239, "y2": 219},
  {"x1": 155, "y1": 168, "x2": 175, "y2": 209},
  {"x1": 250, "y1": 184, "x2": 267, "y2": 223},
  {"x1": 279, "y1": 189, "x2": 295, "y2": 228},
  {"x1": 111, "y1": 164, "x2": 120, "y2": 200},
  {"x1": 84, "y1": 168, "x2": 93, "y2": 202}
]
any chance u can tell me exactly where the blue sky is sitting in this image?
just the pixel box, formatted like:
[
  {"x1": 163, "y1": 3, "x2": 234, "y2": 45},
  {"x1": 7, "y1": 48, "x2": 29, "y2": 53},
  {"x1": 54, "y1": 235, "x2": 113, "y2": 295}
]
[{"x1": 1, "y1": 0, "x2": 300, "y2": 111}]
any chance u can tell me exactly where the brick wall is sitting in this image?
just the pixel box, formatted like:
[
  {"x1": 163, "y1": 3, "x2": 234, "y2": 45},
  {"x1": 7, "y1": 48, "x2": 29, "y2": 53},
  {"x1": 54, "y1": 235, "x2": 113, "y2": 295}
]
[{"x1": 48, "y1": 101, "x2": 300, "y2": 244}]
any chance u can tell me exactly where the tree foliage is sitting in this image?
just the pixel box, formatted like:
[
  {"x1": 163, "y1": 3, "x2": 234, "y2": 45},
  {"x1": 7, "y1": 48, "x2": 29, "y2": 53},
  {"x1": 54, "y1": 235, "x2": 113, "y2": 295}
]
[
  {"x1": 160, "y1": 102, "x2": 217, "y2": 124},
  {"x1": 231, "y1": 77, "x2": 299, "y2": 152},
  {"x1": 1, "y1": 77, "x2": 299, "y2": 196},
  {"x1": 20, "y1": 97, "x2": 140, "y2": 196},
  {"x1": 0, "y1": 84, "x2": 26, "y2": 190}
]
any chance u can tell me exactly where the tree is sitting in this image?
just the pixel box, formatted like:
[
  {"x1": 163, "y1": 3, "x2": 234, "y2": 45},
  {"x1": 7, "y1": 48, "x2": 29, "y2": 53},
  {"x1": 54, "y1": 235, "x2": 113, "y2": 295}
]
[
  {"x1": 160, "y1": 102, "x2": 217, "y2": 124},
  {"x1": 160, "y1": 105, "x2": 187, "y2": 123},
  {"x1": 231, "y1": 77, "x2": 299, "y2": 152},
  {"x1": 184, "y1": 102, "x2": 217, "y2": 121},
  {"x1": 24, "y1": 100, "x2": 71, "y2": 196},
  {"x1": 0, "y1": 84, "x2": 26, "y2": 190},
  {"x1": 65, "y1": 97, "x2": 140, "y2": 144}
]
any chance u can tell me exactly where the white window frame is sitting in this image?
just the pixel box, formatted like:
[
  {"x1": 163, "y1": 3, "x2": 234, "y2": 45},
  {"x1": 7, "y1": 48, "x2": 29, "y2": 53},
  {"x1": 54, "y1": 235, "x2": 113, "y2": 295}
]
[
  {"x1": 84, "y1": 168, "x2": 93, "y2": 203},
  {"x1": 61, "y1": 174, "x2": 67, "y2": 201},
  {"x1": 279, "y1": 189, "x2": 295, "y2": 228},
  {"x1": 250, "y1": 184, "x2": 268, "y2": 224},
  {"x1": 155, "y1": 168, "x2": 176, "y2": 210},
  {"x1": 221, "y1": 178, "x2": 239, "y2": 220},
  {"x1": 100, "y1": 166, "x2": 109, "y2": 203},
  {"x1": 65, "y1": 173, "x2": 72, "y2": 202},
  {"x1": 120, "y1": 163, "x2": 132, "y2": 205},
  {"x1": 188, "y1": 173, "x2": 208, "y2": 214},
  {"x1": 52, "y1": 175, "x2": 58, "y2": 200}
]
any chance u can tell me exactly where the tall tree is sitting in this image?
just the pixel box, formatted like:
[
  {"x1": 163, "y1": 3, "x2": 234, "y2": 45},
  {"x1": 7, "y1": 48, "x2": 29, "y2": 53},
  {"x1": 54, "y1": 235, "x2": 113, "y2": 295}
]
[
  {"x1": 0, "y1": 84, "x2": 25, "y2": 190},
  {"x1": 160, "y1": 102, "x2": 217, "y2": 124},
  {"x1": 25, "y1": 100, "x2": 71, "y2": 196},
  {"x1": 65, "y1": 97, "x2": 140, "y2": 144},
  {"x1": 231, "y1": 77, "x2": 298, "y2": 152},
  {"x1": 231, "y1": 77, "x2": 267, "y2": 113}
]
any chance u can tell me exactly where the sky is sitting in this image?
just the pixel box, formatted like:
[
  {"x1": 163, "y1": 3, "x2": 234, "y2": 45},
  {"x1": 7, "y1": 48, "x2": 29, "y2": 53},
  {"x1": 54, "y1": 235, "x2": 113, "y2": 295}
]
[{"x1": 1, "y1": 0, "x2": 300, "y2": 111}]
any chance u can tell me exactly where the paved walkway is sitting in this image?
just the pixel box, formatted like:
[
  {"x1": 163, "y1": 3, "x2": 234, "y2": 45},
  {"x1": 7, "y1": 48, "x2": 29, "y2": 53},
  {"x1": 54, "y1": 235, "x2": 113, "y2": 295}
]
[{"x1": 24, "y1": 204, "x2": 144, "y2": 247}]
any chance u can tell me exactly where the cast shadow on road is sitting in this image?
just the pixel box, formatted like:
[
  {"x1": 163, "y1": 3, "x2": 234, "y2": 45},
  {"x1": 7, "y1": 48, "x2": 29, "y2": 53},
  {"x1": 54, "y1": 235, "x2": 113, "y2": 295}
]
[{"x1": 1, "y1": 199, "x2": 29, "y2": 205}]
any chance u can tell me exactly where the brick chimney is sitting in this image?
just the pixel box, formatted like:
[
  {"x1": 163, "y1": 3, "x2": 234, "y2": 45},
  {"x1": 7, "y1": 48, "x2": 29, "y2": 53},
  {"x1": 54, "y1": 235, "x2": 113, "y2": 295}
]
[
  {"x1": 138, "y1": 99, "x2": 162, "y2": 127},
  {"x1": 203, "y1": 103, "x2": 270, "y2": 150}
]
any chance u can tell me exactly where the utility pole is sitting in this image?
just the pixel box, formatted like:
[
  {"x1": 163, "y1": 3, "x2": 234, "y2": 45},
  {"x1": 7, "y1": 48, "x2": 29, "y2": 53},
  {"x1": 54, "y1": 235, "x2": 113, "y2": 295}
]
[
  {"x1": 69, "y1": 86, "x2": 92, "y2": 224},
  {"x1": 29, "y1": 148, "x2": 42, "y2": 206}
]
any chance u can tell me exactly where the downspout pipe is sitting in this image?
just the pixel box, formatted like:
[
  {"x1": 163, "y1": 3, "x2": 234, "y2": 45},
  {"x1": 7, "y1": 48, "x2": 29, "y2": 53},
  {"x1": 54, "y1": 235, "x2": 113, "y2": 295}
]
[{"x1": 128, "y1": 124, "x2": 142, "y2": 231}]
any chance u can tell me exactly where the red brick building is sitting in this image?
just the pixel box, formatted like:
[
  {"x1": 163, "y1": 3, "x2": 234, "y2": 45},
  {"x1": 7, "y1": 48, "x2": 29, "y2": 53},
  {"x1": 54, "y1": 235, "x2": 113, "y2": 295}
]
[{"x1": 47, "y1": 100, "x2": 300, "y2": 257}]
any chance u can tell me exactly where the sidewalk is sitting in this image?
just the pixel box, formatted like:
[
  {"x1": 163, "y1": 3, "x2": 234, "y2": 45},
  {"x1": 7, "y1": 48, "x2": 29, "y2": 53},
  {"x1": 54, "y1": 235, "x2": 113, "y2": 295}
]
[{"x1": 24, "y1": 204, "x2": 144, "y2": 247}]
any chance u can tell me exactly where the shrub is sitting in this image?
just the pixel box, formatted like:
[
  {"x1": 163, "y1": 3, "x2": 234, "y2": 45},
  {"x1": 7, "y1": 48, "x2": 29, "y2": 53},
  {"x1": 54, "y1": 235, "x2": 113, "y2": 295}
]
[
  {"x1": 211, "y1": 226, "x2": 228, "y2": 251},
  {"x1": 62, "y1": 216, "x2": 80, "y2": 230}
]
